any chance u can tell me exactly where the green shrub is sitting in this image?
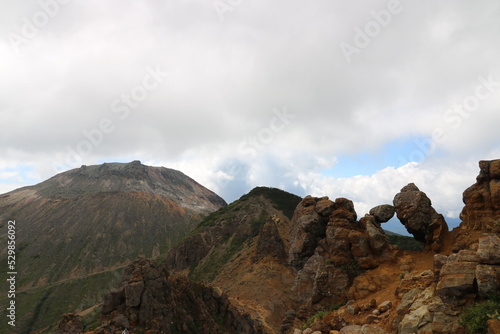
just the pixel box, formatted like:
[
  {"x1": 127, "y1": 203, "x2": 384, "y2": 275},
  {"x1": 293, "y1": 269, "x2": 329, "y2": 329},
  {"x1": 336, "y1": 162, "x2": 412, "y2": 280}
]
[
  {"x1": 338, "y1": 260, "x2": 365, "y2": 280},
  {"x1": 459, "y1": 298, "x2": 500, "y2": 334},
  {"x1": 387, "y1": 234, "x2": 424, "y2": 251},
  {"x1": 240, "y1": 187, "x2": 301, "y2": 220},
  {"x1": 489, "y1": 310, "x2": 500, "y2": 321},
  {"x1": 301, "y1": 310, "x2": 329, "y2": 330},
  {"x1": 301, "y1": 304, "x2": 340, "y2": 330}
]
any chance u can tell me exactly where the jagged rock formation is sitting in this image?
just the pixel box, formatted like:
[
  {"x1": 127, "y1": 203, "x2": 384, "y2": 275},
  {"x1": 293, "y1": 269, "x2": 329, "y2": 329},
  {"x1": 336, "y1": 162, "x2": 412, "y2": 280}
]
[
  {"x1": 13, "y1": 159, "x2": 500, "y2": 334},
  {"x1": 253, "y1": 215, "x2": 287, "y2": 262},
  {"x1": 393, "y1": 183, "x2": 448, "y2": 252},
  {"x1": 284, "y1": 196, "x2": 394, "y2": 331},
  {"x1": 0, "y1": 161, "x2": 226, "y2": 333},
  {"x1": 287, "y1": 196, "x2": 334, "y2": 270},
  {"x1": 454, "y1": 159, "x2": 500, "y2": 251},
  {"x1": 80, "y1": 257, "x2": 264, "y2": 333},
  {"x1": 461, "y1": 160, "x2": 500, "y2": 231}
]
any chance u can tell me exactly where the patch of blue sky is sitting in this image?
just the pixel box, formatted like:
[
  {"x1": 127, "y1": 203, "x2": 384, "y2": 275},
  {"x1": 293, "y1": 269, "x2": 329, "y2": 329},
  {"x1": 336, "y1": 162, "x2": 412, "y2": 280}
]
[
  {"x1": 322, "y1": 136, "x2": 447, "y2": 178},
  {"x1": 0, "y1": 165, "x2": 38, "y2": 185}
]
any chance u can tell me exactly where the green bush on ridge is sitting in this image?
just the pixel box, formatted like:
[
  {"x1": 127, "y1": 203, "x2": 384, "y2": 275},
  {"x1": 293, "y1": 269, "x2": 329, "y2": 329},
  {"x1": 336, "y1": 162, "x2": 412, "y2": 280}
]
[{"x1": 459, "y1": 297, "x2": 500, "y2": 334}]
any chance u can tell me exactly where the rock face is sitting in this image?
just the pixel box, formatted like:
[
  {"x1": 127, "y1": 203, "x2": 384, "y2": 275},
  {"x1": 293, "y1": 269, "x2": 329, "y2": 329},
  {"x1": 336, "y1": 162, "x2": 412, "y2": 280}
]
[
  {"x1": 459, "y1": 159, "x2": 500, "y2": 232},
  {"x1": 436, "y1": 233, "x2": 500, "y2": 302},
  {"x1": 391, "y1": 234, "x2": 500, "y2": 333},
  {"x1": 92, "y1": 257, "x2": 263, "y2": 334},
  {"x1": 288, "y1": 196, "x2": 332, "y2": 270},
  {"x1": 393, "y1": 183, "x2": 448, "y2": 251},
  {"x1": 54, "y1": 313, "x2": 84, "y2": 334},
  {"x1": 286, "y1": 196, "x2": 393, "y2": 326},
  {"x1": 254, "y1": 215, "x2": 287, "y2": 262},
  {"x1": 394, "y1": 277, "x2": 463, "y2": 334}
]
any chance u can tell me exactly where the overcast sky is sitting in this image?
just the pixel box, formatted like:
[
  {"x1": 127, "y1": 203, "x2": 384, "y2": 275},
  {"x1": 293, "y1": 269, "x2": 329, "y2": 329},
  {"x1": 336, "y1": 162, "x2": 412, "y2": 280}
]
[{"x1": 1, "y1": 0, "x2": 499, "y2": 233}]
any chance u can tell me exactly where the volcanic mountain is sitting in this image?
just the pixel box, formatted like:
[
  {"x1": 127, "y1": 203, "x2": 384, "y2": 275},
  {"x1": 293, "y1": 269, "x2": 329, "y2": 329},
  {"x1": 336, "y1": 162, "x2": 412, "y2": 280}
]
[{"x1": 0, "y1": 160, "x2": 226, "y2": 333}]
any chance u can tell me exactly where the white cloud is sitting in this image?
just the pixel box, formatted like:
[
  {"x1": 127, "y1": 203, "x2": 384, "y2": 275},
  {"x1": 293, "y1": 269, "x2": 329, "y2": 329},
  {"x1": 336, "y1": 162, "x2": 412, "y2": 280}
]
[{"x1": 0, "y1": 0, "x2": 499, "y2": 219}]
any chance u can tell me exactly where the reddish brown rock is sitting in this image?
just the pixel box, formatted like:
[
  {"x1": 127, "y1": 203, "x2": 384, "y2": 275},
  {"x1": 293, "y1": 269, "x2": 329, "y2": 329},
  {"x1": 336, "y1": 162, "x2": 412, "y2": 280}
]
[
  {"x1": 54, "y1": 313, "x2": 84, "y2": 334},
  {"x1": 488, "y1": 319, "x2": 500, "y2": 334},
  {"x1": 393, "y1": 183, "x2": 448, "y2": 252},
  {"x1": 459, "y1": 159, "x2": 500, "y2": 232}
]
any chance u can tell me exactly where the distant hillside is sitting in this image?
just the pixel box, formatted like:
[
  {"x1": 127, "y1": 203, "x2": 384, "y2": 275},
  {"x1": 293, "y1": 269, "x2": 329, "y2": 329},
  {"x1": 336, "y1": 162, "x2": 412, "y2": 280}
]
[
  {"x1": 0, "y1": 161, "x2": 226, "y2": 333},
  {"x1": 165, "y1": 186, "x2": 302, "y2": 331},
  {"x1": 166, "y1": 186, "x2": 301, "y2": 282},
  {"x1": 384, "y1": 229, "x2": 424, "y2": 251}
]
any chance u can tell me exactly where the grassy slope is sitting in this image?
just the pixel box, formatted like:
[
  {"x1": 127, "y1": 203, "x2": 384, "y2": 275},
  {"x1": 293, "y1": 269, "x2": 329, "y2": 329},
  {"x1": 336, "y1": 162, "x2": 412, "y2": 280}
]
[{"x1": 187, "y1": 187, "x2": 301, "y2": 283}]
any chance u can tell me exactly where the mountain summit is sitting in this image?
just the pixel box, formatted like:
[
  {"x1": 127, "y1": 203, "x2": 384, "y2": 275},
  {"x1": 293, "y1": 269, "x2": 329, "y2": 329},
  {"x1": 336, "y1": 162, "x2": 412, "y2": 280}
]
[
  {"x1": 27, "y1": 160, "x2": 226, "y2": 211},
  {"x1": 0, "y1": 161, "x2": 226, "y2": 332}
]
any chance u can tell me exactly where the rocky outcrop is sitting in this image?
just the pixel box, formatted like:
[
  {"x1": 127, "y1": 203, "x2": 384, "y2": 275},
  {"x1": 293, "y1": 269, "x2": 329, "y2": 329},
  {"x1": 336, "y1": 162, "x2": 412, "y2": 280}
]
[
  {"x1": 436, "y1": 234, "x2": 500, "y2": 302},
  {"x1": 459, "y1": 160, "x2": 500, "y2": 232},
  {"x1": 288, "y1": 196, "x2": 332, "y2": 270},
  {"x1": 390, "y1": 233, "x2": 500, "y2": 333},
  {"x1": 254, "y1": 215, "x2": 287, "y2": 262},
  {"x1": 393, "y1": 278, "x2": 463, "y2": 334},
  {"x1": 92, "y1": 257, "x2": 263, "y2": 334},
  {"x1": 54, "y1": 313, "x2": 84, "y2": 334},
  {"x1": 393, "y1": 183, "x2": 448, "y2": 252},
  {"x1": 285, "y1": 196, "x2": 394, "y2": 328},
  {"x1": 369, "y1": 204, "x2": 395, "y2": 224}
]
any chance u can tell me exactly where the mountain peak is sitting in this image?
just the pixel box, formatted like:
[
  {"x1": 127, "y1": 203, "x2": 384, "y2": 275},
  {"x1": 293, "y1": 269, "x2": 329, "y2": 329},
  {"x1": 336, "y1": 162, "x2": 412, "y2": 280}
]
[{"x1": 27, "y1": 161, "x2": 227, "y2": 211}]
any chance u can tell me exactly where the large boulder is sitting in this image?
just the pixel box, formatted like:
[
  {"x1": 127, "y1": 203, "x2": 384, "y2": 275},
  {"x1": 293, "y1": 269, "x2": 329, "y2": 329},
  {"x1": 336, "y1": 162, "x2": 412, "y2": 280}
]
[
  {"x1": 369, "y1": 204, "x2": 395, "y2": 224},
  {"x1": 393, "y1": 183, "x2": 448, "y2": 252},
  {"x1": 436, "y1": 250, "x2": 479, "y2": 303},
  {"x1": 477, "y1": 234, "x2": 500, "y2": 265},
  {"x1": 398, "y1": 305, "x2": 432, "y2": 334}
]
